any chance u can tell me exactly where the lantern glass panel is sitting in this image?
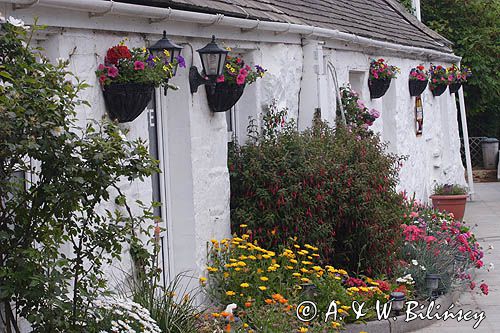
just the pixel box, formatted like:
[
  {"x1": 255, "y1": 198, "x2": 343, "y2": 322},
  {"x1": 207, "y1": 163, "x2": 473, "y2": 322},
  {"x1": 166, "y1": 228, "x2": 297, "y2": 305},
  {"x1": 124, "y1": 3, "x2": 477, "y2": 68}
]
[{"x1": 202, "y1": 53, "x2": 222, "y2": 77}]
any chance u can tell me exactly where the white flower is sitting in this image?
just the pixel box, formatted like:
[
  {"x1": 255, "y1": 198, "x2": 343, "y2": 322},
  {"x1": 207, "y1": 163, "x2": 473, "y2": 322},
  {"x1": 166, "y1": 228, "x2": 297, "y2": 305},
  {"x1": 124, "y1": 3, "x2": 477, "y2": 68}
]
[
  {"x1": 50, "y1": 126, "x2": 64, "y2": 137},
  {"x1": 411, "y1": 259, "x2": 418, "y2": 266},
  {"x1": 0, "y1": 80, "x2": 13, "y2": 89},
  {"x1": 7, "y1": 16, "x2": 27, "y2": 29},
  {"x1": 420, "y1": 265, "x2": 426, "y2": 271}
]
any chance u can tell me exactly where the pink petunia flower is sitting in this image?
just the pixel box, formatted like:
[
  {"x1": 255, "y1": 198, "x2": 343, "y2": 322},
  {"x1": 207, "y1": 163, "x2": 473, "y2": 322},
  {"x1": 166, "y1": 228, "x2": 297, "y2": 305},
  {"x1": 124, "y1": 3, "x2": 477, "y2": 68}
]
[
  {"x1": 236, "y1": 74, "x2": 246, "y2": 85},
  {"x1": 134, "y1": 61, "x2": 145, "y2": 70},
  {"x1": 107, "y1": 65, "x2": 119, "y2": 78},
  {"x1": 98, "y1": 64, "x2": 106, "y2": 71},
  {"x1": 216, "y1": 75, "x2": 225, "y2": 83}
]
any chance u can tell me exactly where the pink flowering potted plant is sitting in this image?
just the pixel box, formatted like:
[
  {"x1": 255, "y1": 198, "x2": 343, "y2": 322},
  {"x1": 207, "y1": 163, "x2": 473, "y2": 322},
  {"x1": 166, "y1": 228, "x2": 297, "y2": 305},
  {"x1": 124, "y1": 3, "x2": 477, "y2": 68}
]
[
  {"x1": 207, "y1": 55, "x2": 266, "y2": 112},
  {"x1": 368, "y1": 58, "x2": 400, "y2": 99},
  {"x1": 95, "y1": 42, "x2": 184, "y2": 122},
  {"x1": 447, "y1": 64, "x2": 472, "y2": 94},
  {"x1": 428, "y1": 64, "x2": 449, "y2": 97},
  {"x1": 408, "y1": 65, "x2": 429, "y2": 96}
]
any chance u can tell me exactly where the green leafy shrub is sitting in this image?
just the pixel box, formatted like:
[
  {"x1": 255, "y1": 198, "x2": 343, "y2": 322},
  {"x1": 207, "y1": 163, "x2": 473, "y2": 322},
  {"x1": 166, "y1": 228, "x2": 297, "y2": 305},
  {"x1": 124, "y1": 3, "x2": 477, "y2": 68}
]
[
  {"x1": 228, "y1": 102, "x2": 405, "y2": 274},
  {"x1": 432, "y1": 183, "x2": 468, "y2": 195},
  {"x1": 0, "y1": 18, "x2": 159, "y2": 332}
]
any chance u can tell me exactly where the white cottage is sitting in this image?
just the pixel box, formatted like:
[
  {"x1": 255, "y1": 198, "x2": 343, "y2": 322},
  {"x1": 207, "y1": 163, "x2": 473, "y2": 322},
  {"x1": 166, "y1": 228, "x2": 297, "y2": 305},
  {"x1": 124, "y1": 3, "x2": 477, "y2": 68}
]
[{"x1": 0, "y1": 0, "x2": 467, "y2": 281}]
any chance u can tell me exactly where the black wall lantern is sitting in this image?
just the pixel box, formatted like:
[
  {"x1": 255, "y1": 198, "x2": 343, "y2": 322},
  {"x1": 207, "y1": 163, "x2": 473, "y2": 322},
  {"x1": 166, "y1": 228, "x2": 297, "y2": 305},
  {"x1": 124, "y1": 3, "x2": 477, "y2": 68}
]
[
  {"x1": 189, "y1": 35, "x2": 228, "y2": 94},
  {"x1": 149, "y1": 30, "x2": 183, "y2": 94}
]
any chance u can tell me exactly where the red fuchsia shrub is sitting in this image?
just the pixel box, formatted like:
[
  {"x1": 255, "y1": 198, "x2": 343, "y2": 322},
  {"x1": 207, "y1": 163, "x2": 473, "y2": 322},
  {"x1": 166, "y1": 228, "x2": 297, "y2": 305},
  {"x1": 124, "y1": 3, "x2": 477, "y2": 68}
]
[
  {"x1": 398, "y1": 199, "x2": 489, "y2": 297},
  {"x1": 228, "y1": 103, "x2": 405, "y2": 275}
]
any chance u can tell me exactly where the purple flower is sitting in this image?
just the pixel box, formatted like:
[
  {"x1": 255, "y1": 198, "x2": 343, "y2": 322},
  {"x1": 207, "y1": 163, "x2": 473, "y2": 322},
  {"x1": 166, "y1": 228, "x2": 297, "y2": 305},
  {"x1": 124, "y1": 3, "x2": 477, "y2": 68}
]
[
  {"x1": 176, "y1": 55, "x2": 186, "y2": 68},
  {"x1": 146, "y1": 54, "x2": 155, "y2": 66}
]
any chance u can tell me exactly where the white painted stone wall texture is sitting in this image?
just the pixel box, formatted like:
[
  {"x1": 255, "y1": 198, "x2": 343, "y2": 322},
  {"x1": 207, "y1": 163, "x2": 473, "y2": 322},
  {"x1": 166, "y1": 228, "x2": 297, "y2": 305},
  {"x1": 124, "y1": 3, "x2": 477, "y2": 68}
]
[
  {"x1": 24, "y1": 18, "x2": 465, "y2": 286},
  {"x1": 325, "y1": 50, "x2": 466, "y2": 201}
]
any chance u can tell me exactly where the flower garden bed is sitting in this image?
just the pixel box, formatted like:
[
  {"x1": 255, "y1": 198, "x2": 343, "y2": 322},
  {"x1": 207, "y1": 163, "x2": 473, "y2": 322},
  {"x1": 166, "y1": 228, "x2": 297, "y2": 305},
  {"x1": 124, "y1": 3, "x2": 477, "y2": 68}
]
[{"x1": 196, "y1": 201, "x2": 488, "y2": 332}]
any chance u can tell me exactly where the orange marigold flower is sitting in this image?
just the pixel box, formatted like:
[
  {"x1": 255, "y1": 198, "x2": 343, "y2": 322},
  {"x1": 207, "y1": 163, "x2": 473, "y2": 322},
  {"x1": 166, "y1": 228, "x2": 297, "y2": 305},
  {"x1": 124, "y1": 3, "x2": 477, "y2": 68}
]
[
  {"x1": 265, "y1": 299, "x2": 273, "y2": 304},
  {"x1": 245, "y1": 301, "x2": 252, "y2": 308}
]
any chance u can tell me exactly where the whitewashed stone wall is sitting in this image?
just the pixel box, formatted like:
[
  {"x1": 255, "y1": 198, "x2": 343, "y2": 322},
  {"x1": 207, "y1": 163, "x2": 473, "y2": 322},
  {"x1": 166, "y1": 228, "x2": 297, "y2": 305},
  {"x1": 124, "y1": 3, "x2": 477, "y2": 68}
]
[
  {"x1": 325, "y1": 49, "x2": 466, "y2": 201},
  {"x1": 2, "y1": 3, "x2": 466, "y2": 285}
]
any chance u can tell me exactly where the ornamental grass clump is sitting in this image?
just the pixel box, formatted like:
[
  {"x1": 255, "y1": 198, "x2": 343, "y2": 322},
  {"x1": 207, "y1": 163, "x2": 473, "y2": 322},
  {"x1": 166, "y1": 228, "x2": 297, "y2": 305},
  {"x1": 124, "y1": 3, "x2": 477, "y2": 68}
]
[{"x1": 229, "y1": 102, "x2": 405, "y2": 275}]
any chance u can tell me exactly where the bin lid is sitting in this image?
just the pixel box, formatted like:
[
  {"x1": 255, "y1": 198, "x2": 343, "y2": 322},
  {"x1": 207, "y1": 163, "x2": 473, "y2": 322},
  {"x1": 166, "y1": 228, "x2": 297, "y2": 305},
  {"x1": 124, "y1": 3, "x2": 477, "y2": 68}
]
[{"x1": 481, "y1": 138, "x2": 499, "y2": 143}]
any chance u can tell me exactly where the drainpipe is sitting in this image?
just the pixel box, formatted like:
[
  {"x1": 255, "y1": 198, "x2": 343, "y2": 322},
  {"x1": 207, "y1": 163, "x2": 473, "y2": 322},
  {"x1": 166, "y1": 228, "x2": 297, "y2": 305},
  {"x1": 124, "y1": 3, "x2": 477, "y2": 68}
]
[
  {"x1": 411, "y1": 0, "x2": 421, "y2": 21},
  {"x1": 2, "y1": 0, "x2": 460, "y2": 62},
  {"x1": 458, "y1": 88, "x2": 474, "y2": 199}
]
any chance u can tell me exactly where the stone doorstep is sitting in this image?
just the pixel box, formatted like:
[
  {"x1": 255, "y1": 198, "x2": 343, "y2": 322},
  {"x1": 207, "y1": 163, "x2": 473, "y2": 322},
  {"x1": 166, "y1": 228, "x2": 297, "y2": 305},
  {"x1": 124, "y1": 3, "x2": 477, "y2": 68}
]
[{"x1": 343, "y1": 291, "x2": 461, "y2": 333}]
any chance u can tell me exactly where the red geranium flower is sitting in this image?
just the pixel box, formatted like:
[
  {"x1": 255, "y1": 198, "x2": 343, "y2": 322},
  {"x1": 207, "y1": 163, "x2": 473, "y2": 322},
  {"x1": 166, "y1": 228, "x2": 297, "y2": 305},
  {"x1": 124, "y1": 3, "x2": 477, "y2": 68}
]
[{"x1": 105, "y1": 45, "x2": 132, "y2": 65}]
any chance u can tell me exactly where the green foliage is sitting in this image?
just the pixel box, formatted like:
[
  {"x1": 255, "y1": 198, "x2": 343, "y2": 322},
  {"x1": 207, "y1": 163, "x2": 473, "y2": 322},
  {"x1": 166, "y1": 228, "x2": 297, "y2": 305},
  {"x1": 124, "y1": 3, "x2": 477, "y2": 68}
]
[
  {"x1": 129, "y1": 273, "x2": 202, "y2": 333},
  {"x1": 0, "y1": 19, "x2": 159, "y2": 332},
  {"x1": 399, "y1": 201, "x2": 486, "y2": 298},
  {"x1": 432, "y1": 183, "x2": 468, "y2": 195},
  {"x1": 229, "y1": 102, "x2": 406, "y2": 275},
  {"x1": 397, "y1": 0, "x2": 414, "y2": 13},
  {"x1": 126, "y1": 224, "x2": 202, "y2": 333},
  {"x1": 421, "y1": 0, "x2": 500, "y2": 118}
]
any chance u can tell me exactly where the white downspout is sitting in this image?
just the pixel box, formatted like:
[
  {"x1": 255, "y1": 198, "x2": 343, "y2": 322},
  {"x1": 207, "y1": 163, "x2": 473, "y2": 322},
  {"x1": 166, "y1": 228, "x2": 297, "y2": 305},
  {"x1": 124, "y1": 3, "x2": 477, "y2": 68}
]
[
  {"x1": 411, "y1": 0, "x2": 421, "y2": 21},
  {"x1": 2, "y1": 0, "x2": 460, "y2": 62},
  {"x1": 458, "y1": 88, "x2": 475, "y2": 199}
]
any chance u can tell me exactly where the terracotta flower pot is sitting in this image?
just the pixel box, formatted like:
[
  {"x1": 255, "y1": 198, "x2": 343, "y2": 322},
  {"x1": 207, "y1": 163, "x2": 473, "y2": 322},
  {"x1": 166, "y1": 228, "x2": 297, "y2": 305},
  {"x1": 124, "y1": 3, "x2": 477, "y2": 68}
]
[
  {"x1": 430, "y1": 194, "x2": 468, "y2": 220},
  {"x1": 369, "y1": 78, "x2": 391, "y2": 99},
  {"x1": 409, "y1": 79, "x2": 428, "y2": 96},
  {"x1": 205, "y1": 82, "x2": 246, "y2": 112},
  {"x1": 103, "y1": 82, "x2": 154, "y2": 123}
]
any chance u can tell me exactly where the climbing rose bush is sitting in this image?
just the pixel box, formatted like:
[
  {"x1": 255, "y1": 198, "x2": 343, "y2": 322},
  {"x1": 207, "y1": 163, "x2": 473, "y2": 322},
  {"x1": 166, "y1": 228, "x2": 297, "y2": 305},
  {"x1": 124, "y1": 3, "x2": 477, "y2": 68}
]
[{"x1": 340, "y1": 85, "x2": 380, "y2": 128}]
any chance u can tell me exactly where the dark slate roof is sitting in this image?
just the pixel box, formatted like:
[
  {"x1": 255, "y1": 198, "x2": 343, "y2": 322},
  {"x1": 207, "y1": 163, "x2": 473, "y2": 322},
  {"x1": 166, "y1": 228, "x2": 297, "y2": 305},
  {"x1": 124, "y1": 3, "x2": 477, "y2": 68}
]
[{"x1": 118, "y1": 0, "x2": 453, "y2": 53}]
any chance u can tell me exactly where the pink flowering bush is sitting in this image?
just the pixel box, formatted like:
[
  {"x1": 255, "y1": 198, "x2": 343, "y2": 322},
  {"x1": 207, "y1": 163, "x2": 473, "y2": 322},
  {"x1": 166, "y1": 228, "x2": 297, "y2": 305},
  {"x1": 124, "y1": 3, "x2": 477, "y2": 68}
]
[
  {"x1": 409, "y1": 65, "x2": 429, "y2": 81},
  {"x1": 369, "y1": 58, "x2": 400, "y2": 80},
  {"x1": 340, "y1": 85, "x2": 381, "y2": 129},
  {"x1": 398, "y1": 199, "x2": 488, "y2": 298},
  {"x1": 216, "y1": 55, "x2": 266, "y2": 86}
]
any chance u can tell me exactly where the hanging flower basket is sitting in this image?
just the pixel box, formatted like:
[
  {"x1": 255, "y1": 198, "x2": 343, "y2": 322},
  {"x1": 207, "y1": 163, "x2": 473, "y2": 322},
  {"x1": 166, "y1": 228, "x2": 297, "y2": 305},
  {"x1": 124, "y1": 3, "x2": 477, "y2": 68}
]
[
  {"x1": 430, "y1": 83, "x2": 447, "y2": 97},
  {"x1": 368, "y1": 78, "x2": 391, "y2": 99},
  {"x1": 449, "y1": 82, "x2": 462, "y2": 94},
  {"x1": 206, "y1": 82, "x2": 246, "y2": 112},
  {"x1": 103, "y1": 83, "x2": 154, "y2": 122},
  {"x1": 409, "y1": 80, "x2": 428, "y2": 96}
]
